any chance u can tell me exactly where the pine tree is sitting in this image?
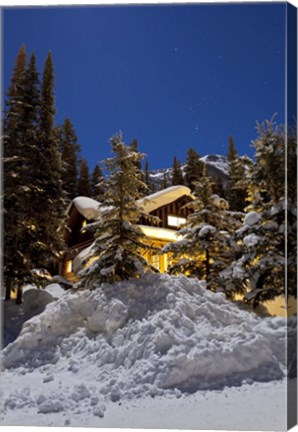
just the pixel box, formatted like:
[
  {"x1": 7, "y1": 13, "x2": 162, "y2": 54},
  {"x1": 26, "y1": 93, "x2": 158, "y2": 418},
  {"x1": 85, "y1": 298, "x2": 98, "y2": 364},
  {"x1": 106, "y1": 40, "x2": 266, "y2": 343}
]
[
  {"x1": 161, "y1": 172, "x2": 168, "y2": 189},
  {"x1": 172, "y1": 156, "x2": 184, "y2": 185},
  {"x1": 226, "y1": 120, "x2": 294, "y2": 306},
  {"x1": 145, "y1": 159, "x2": 150, "y2": 187},
  {"x1": 30, "y1": 51, "x2": 65, "y2": 277},
  {"x1": 91, "y1": 164, "x2": 105, "y2": 201},
  {"x1": 164, "y1": 165, "x2": 239, "y2": 292},
  {"x1": 59, "y1": 117, "x2": 81, "y2": 201},
  {"x1": 130, "y1": 138, "x2": 147, "y2": 195},
  {"x1": 212, "y1": 173, "x2": 226, "y2": 199},
  {"x1": 78, "y1": 158, "x2": 91, "y2": 196},
  {"x1": 227, "y1": 136, "x2": 237, "y2": 162},
  {"x1": 3, "y1": 45, "x2": 30, "y2": 302},
  {"x1": 4, "y1": 48, "x2": 65, "y2": 303},
  {"x1": 226, "y1": 136, "x2": 247, "y2": 211},
  {"x1": 184, "y1": 147, "x2": 204, "y2": 191},
  {"x1": 80, "y1": 132, "x2": 158, "y2": 287},
  {"x1": 144, "y1": 159, "x2": 156, "y2": 194}
]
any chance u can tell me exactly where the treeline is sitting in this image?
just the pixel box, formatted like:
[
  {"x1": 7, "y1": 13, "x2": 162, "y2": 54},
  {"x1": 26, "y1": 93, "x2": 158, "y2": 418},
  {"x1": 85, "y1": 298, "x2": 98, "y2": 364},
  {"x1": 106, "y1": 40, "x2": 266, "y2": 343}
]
[
  {"x1": 144, "y1": 138, "x2": 250, "y2": 213},
  {"x1": 3, "y1": 45, "x2": 296, "y2": 309},
  {"x1": 164, "y1": 120, "x2": 297, "y2": 307},
  {"x1": 3, "y1": 46, "x2": 101, "y2": 302},
  {"x1": 80, "y1": 124, "x2": 296, "y2": 308}
]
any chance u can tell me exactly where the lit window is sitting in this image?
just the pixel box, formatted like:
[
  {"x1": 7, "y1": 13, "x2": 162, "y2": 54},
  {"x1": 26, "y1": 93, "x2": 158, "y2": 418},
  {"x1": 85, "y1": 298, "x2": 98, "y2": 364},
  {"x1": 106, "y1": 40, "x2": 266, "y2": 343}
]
[
  {"x1": 82, "y1": 219, "x2": 87, "y2": 233},
  {"x1": 65, "y1": 260, "x2": 73, "y2": 273},
  {"x1": 167, "y1": 215, "x2": 186, "y2": 228},
  {"x1": 150, "y1": 253, "x2": 161, "y2": 270}
]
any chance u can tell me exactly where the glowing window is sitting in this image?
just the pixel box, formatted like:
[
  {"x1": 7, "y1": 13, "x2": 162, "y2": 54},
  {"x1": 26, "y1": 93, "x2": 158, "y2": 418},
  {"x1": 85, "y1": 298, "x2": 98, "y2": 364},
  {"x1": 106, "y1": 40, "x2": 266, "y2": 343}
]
[
  {"x1": 167, "y1": 215, "x2": 186, "y2": 228},
  {"x1": 150, "y1": 253, "x2": 161, "y2": 270},
  {"x1": 65, "y1": 260, "x2": 73, "y2": 273}
]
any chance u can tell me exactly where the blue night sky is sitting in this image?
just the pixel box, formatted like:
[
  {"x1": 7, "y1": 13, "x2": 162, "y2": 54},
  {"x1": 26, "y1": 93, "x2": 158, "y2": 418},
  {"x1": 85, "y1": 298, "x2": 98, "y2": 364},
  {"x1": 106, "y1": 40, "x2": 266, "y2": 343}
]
[{"x1": 3, "y1": 3, "x2": 286, "y2": 170}]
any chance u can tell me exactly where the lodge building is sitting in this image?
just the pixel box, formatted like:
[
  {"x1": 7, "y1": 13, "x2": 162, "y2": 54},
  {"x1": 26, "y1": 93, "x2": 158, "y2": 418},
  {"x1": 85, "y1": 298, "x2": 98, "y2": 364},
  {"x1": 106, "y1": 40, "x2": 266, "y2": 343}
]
[{"x1": 61, "y1": 185, "x2": 193, "y2": 279}]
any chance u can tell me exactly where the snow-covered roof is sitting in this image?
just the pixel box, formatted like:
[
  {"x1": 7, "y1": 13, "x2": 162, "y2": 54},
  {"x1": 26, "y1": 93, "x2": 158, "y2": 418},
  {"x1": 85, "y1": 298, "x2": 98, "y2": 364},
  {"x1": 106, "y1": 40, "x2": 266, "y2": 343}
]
[
  {"x1": 72, "y1": 225, "x2": 183, "y2": 273},
  {"x1": 70, "y1": 197, "x2": 102, "y2": 220},
  {"x1": 138, "y1": 185, "x2": 192, "y2": 214},
  {"x1": 139, "y1": 225, "x2": 183, "y2": 242},
  {"x1": 68, "y1": 186, "x2": 192, "y2": 220}
]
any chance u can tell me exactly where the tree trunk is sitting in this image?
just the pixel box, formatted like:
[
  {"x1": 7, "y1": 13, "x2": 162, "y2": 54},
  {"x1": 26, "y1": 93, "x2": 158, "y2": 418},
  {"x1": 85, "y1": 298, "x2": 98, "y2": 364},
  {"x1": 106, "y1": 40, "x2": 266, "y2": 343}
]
[
  {"x1": 16, "y1": 284, "x2": 23, "y2": 305},
  {"x1": 5, "y1": 280, "x2": 12, "y2": 301}
]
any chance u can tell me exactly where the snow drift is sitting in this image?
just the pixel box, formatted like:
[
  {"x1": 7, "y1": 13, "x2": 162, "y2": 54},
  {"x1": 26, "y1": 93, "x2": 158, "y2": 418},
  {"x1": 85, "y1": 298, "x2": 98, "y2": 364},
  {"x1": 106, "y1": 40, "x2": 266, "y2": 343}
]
[{"x1": 3, "y1": 273, "x2": 286, "y2": 398}]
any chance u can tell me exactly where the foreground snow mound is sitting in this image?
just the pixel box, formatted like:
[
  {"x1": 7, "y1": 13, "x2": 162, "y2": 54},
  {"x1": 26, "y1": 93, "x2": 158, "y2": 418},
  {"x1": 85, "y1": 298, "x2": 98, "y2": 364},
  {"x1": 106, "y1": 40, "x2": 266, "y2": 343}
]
[{"x1": 3, "y1": 273, "x2": 286, "y2": 396}]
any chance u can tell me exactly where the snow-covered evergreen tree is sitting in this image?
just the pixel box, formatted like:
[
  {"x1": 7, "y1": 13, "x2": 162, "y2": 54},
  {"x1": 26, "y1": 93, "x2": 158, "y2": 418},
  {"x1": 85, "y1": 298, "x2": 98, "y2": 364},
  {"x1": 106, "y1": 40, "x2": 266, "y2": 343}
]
[
  {"x1": 91, "y1": 164, "x2": 105, "y2": 201},
  {"x1": 184, "y1": 147, "x2": 204, "y2": 191},
  {"x1": 224, "y1": 120, "x2": 296, "y2": 306},
  {"x1": 80, "y1": 133, "x2": 158, "y2": 287},
  {"x1": 130, "y1": 138, "x2": 147, "y2": 195},
  {"x1": 227, "y1": 136, "x2": 246, "y2": 211},
  {"x1": 144, "y1": 159, "x2": 156, "y2": 194},
  {"x1": 172, "y1": 156, "x2": 184, "y2": 185},
  {"x1": 59, "y1": 117, "x2": 81, "y2": 201},
  {"x1": 164, "y1": 165, "x2": 240, "y2": 292},
  {"x1": 78, "y1": 158, "x2": 91, "y2": 197},
  {"x1": 30, "y1": 51, "x2": 65, "y2": 277},
  {"x1": 3, "y1": 46, "x2": 33, "y2": 302}
]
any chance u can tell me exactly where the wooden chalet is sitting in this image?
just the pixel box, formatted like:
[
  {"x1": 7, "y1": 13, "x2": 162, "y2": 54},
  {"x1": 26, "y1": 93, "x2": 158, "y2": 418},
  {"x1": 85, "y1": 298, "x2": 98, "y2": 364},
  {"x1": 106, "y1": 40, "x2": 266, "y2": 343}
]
[{"x1": 60, "y1": 185, "x2": 193, "y2": 279}]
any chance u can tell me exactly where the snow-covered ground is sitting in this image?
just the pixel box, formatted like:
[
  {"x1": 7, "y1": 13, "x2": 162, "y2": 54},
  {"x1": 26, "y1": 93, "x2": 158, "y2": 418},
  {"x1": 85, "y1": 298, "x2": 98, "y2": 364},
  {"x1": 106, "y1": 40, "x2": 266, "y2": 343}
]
[{"x1": 1, "y1": 273, "x2": 292, "y2": 430}]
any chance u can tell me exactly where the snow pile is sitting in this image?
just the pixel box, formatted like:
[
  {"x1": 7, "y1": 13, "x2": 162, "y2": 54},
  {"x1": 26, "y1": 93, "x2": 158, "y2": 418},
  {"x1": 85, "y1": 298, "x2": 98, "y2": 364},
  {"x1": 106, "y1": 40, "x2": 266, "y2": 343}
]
[
  {"x1": 3, "y1": 274, "x2": 286, "y2": 396},
  {"x1": 2, "y1": 285, "x2": 67, "y2": 348},
  {"x1": 44, "y1": 283, "x2": 66, "y2": 299}
]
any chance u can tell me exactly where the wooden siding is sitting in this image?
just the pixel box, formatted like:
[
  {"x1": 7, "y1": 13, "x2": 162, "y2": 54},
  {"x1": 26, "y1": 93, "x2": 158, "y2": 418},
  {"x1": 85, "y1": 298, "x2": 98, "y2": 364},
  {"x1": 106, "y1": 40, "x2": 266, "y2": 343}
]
[
  {"x1": 64, "y1": 204, "x2": 94, "y2": 248},
  {"x1": 140, "y1": 194, "x2": 193, "y2": 229},
  {"x1": 61, "y1": 193, "x2": 194, "y2": 278}
]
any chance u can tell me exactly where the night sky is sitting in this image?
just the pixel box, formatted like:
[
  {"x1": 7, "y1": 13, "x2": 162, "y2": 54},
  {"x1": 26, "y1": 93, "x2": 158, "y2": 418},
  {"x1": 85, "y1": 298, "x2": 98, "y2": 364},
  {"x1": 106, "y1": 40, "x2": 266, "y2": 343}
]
[{"x1": 3, "y1": 3, "x2": 286, "y2": 170}]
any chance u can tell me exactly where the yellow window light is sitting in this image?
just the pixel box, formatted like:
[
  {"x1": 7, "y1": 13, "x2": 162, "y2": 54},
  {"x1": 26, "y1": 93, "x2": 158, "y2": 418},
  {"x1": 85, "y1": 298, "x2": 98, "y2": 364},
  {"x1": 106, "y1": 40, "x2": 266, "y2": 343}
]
[{"x1": 167, "y1": 215, "x2": 186, "y2": 228}]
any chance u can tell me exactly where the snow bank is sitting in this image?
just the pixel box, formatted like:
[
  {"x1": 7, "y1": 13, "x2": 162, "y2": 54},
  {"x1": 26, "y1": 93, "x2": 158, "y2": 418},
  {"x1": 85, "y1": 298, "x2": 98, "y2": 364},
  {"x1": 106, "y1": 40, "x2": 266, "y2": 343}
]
[
  {"x1": 3, "y1": 274, "x2": 286, "y2": 395},
  {"x1": 3, "y1": 285, "x2": 66, "y2": 348},
  {"x1": 44, "y1": 283, "x2": 66, "y2": 299}
]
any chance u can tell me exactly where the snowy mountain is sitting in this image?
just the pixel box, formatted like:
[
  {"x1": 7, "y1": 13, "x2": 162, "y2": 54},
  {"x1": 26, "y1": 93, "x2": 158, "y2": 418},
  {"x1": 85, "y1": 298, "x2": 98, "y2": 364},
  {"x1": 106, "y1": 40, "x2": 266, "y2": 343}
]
[{"x1": 149, "y1": 154, "x2": 230, "y2": 190}]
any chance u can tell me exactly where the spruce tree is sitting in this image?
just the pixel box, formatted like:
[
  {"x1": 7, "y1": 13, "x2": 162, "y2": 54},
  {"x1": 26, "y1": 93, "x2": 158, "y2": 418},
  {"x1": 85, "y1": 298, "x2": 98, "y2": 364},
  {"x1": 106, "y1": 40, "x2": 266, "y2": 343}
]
[
  {"x1": 3, "y1": 45, "x2": 30, "y2": 302},
  {"x1": 59, "y1": 117, "x2": 81, "y2": 201},
  {"x1": 145, "y1": 159, "x2": 150, "y2": 187},
  {"x1": 144, "y1": 159, "x2": 156, "y2": 194},
  {"x1": 164, "y1": 165, "x2": 239, "y2": 292},
  {"x1": 172, "y1": 156, "x2": 184, "y2": 185},
  {"x1": 184, "y1": 147, "x2": 204, "y2": 191},
  {"x1": 78, "y1": 158, "x2": 91, "y2": 196},
  {"x1": 31, "y1": 51, "x2": 64, "y2": 275},
  {"x1": 130, "y1": 138, "x2": 147, "y2": 195},
  {"x1": 80, "y1": 133, "x2": 158, "y2": 287},
  {"x1": 226, "y1": 120, "x2": 294, "y2": 306},
  {"x1": 227, "y1": 136, "x2": 246, "y2": 211},
  {"x1": 91, "y1": 164, "x2": 105, "y2": 201},
  {"x1": 161, "y1": 172, "x2": 168, "y2": 189}
]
